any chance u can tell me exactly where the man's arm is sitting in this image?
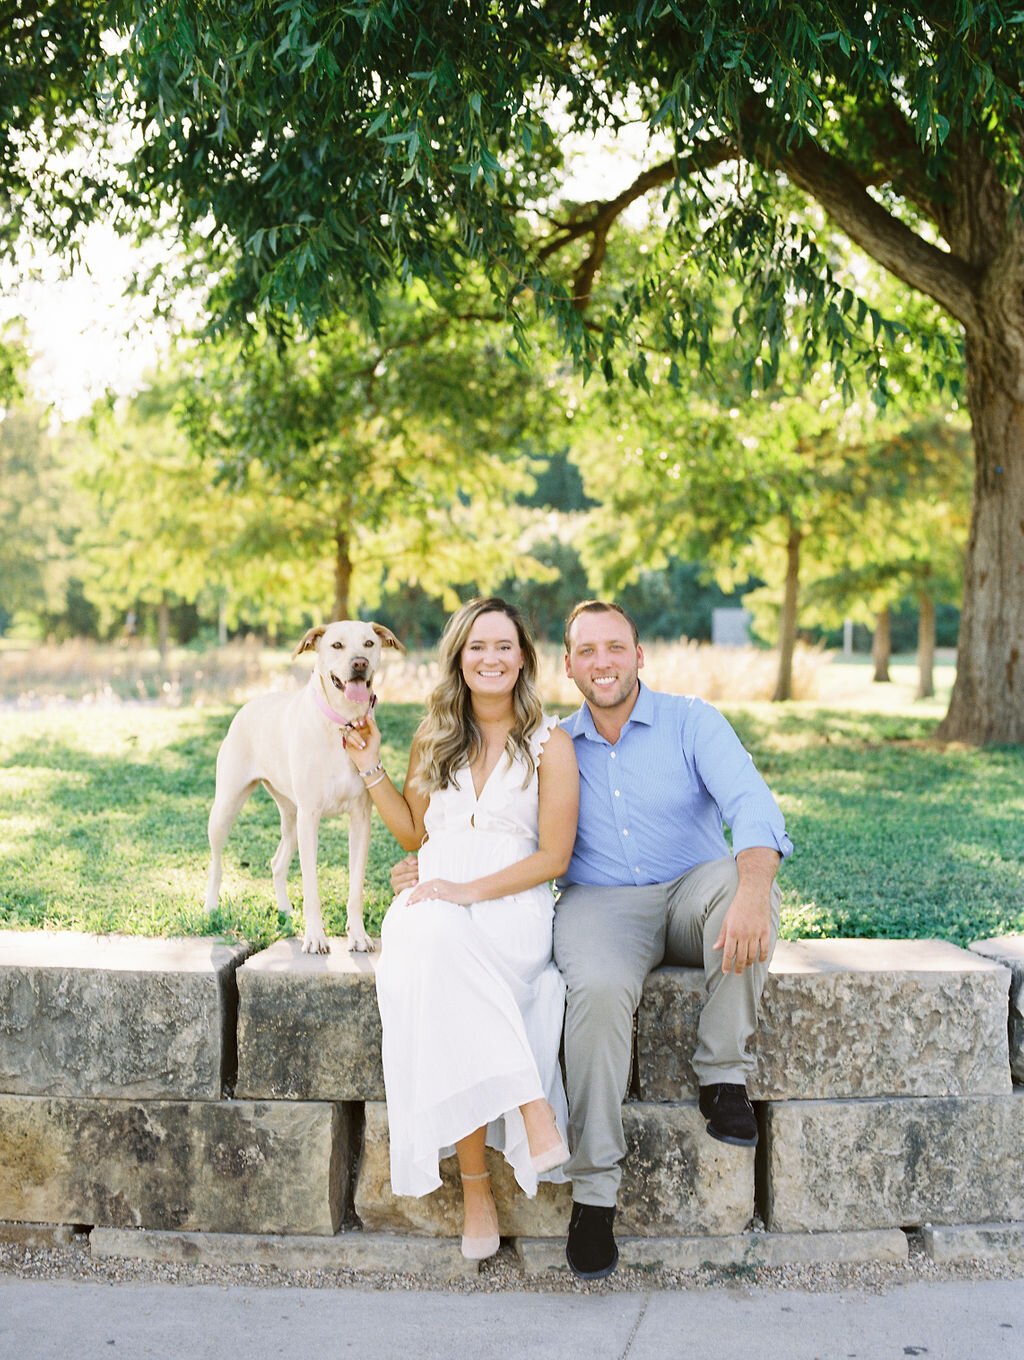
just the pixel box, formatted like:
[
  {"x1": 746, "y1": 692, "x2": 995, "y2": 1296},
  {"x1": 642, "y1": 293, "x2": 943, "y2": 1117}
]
[
  {"x1": 713, "y1": 846, "x2": 780, "y2": 974},
  {"x1": 390, "y1": 854, "x2": 419, "y2": 894}
]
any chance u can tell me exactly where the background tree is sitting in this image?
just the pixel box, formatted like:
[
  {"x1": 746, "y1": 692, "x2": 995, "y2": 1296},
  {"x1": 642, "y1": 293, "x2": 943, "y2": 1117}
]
[
  {"x1": 803, "y1": 415, "x2": 972, "y2": 698},
  {"x1": 77, "y1": 377, "x2": 260, "y2": 651},
  {"x1": 180, "y1": 298, "x2": 560, "y2": 619},
  {"x1": 572, "y1": 332, "x2": 970, "y2": 703},
  {"x1": 108, "y1": 2, "x2": 1024, "y2": 741},
  {"x1": 0, "y1": 400, "x2": 69, "y2": 627}
]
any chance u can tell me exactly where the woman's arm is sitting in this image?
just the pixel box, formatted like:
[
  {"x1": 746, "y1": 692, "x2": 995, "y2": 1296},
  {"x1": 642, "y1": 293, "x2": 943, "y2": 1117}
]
[
  {"x1": 408, "y1": 726, "x2": 579, "y2": 906},
  {"x1": 347, "y1": 714, "x2": 429, "y2": 851}
]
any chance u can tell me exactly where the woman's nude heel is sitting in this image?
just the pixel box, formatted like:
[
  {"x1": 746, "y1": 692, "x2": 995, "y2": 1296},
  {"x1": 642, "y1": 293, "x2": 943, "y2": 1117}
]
[
  {"x1": 460, "y1": 1170, "x2": 500, "y2": 1261},
  {"x1": 525, "y1": 1101, "x2": 570, "y2": 1175},
  {"x1": 532, "y1": 1136, "x2": 570, "y2": 1175}
]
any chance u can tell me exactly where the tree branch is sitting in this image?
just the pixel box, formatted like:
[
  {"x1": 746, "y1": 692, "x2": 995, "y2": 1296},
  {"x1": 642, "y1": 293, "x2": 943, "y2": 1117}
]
[
  {"x1": 537, "y1": 140, "x2": 736, "y2": 309},
  {"x1": 760, "y1": 136, "x2": 982, "y2": 330}
]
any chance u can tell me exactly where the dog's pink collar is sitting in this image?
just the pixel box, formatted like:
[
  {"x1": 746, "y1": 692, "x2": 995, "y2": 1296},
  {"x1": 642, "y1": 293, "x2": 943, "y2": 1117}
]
[{"x1": 312, "y1": 683, "x2": 376, "y2": 729}]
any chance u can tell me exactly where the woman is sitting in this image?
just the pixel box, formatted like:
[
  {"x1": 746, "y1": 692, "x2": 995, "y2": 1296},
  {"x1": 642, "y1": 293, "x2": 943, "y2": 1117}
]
[{"x1": 347, "y1": 597, "x2": 578, "y2": 1260}]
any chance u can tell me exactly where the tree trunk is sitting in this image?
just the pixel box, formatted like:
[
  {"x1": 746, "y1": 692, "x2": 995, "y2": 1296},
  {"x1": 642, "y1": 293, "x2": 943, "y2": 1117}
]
[
  {"x1": 157, "y1": 595, "x2": 170, "y2": 664},
  {"x1": 871, "y1": 606, "x2": 891, "y2": 683},
  {"x1": 936, "y1": 332, "x2": 1024, "y2": 741},
  {"x1": 916, "y1": 594, "x2": 936, "y2": 700},
  {"x1": 333, "y1": 530, "x2": 352, "y2": 619},
  {"x1": 933, "y1": 151, "x2": 1024, "y2": 743},
  {"x1": 772, "y1": 523, "x2": 801, "y2": 702}
]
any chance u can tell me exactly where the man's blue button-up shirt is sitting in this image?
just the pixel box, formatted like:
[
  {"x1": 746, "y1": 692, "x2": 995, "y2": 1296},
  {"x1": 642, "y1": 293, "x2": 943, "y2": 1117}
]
[{"x1": 560, "y1": 683, "x2": 792, "y2": 887}]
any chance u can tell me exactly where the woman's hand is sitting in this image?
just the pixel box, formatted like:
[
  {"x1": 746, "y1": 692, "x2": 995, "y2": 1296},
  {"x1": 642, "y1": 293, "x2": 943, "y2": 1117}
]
[
  {"x1": 407, "y1": 877, "x2": 478, "y2": 907},
  {"x1": 345, "y1": 712, "x2": 382, "y2": 773}
]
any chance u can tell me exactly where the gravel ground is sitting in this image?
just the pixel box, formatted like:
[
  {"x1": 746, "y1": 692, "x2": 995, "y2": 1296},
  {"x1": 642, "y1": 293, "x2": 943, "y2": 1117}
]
[{"x1": 2, "y1": 1233, "x2": 1023, "y2": 1297}]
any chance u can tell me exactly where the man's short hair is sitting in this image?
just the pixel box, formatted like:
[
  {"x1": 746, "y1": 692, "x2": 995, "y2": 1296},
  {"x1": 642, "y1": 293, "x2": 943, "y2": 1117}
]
[{"x1": 563, "y1": 600, "x2": 640, "y2": 652}]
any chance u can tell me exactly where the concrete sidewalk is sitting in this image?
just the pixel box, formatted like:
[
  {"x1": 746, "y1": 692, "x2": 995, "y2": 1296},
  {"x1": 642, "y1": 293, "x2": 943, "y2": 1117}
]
[{"x1": 2, "y1": 1276, "x2": 1023, "y2": 1360}]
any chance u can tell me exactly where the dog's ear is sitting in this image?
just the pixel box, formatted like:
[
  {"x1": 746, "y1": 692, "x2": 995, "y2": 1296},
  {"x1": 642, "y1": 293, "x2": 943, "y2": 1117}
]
[
  {"x1": 292, "y1": 625, "x2": 327, "y2": 658},
  {"x1": 371, "y1": 623, "x2": 406, "y2": 653}
]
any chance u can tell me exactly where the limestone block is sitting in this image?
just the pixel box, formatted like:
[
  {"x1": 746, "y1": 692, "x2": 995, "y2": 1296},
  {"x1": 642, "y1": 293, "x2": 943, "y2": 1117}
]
[
  {"x1": 637, "y1": 939, "x2": 1012, "y2": 1101},
  {"x1": 764, "y1": 1091, "x2": 1024, "y2": 1233},
  {"x1": 0, "y1": 1095, "x2": 347, "y2": 1235},
  {"x1": 516, "y1": 1227, "x2": 908, "y2": 1274},
  {"x1": 354, "y1": 1101, "x2": 753, "y2": 1238},
  {"x1": 90, "y1": 1227, "x2": 478, "y2": 1280},
  {"x1": 971, "y1": 936, "x2": 1024, "y2": 1084},
  {"x1": 235, "y1": 939, "x2": 383, "y2": 1101},
  {"x1": 922, "y1": 1221, "x2": 1024, "y2": 1264},
  {"x1": 0, "y1": 1221, "x2": 78, "y2": 1248},
  {"x1": 0, "y1": 931, "x2": 250, "y2": 1100}
]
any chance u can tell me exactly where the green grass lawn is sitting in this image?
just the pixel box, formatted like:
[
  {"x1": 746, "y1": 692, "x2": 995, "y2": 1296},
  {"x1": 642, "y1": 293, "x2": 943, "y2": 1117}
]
[{"x1": 1, "y1": 702, "x2": 1021, "y2": 951}]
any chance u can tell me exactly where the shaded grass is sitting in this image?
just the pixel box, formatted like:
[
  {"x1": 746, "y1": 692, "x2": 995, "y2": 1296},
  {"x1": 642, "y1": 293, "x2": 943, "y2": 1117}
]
[
  {"x1": 0, "y1": 704, "x2": 420, "y2": 950},
  {"x1": 727, "y1": 706, "x2": 1024, "y2": 948},
  {"x1": 1, "y1": 703, "x2": 1022, "y2": 951}
]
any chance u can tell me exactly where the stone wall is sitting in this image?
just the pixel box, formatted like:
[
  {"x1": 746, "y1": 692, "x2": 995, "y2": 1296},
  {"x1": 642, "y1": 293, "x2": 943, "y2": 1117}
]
[{"x1": 1, "y1": 928, "x2": 1021, "y2": 1275}]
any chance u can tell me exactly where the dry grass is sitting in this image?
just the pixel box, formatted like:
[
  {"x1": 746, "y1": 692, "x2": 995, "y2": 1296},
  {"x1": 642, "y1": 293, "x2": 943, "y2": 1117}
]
[
  {"x1": 2, "y1": 636, "x2": 947, "y2": 712},
  {"x1": 0, "y1": 638, "x2": 293, "y2": 708},
  {"x1": 373, "y1": 639, "x2": 827, "y2": 704}
]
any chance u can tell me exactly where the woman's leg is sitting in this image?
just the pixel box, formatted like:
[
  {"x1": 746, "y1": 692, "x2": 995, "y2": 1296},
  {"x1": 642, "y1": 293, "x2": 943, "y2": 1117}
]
[
  {"x1": 520, "y1": 1098, "x2": 568, "y2": 1162},
  {"x1": 455, "y1": 1125, "x2": 499, "y2": 1256}
]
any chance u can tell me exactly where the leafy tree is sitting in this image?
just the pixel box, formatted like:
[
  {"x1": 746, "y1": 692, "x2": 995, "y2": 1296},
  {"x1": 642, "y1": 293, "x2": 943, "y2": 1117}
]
[
  {"x1": 76, "y1": 378, "x2": 259, "y2": 647},
  {"x1": 802, "y1": 415, "x2": 972, "y2": 698},
  {"x1": 107, "y1": 2, "x2": 1024, "y2": 740},
  {"x1": 572, "y1": 349, "x2": 968, "y2": 702},
  {"x1": 0, "y1": 400, "x2": 69, "y2": 619},
  {"x1": 181, "y1": 300, "x2": 560, "y2": 620},
  {"x1": 1, "y1": 4, "x2": 115, "y2": 281}
]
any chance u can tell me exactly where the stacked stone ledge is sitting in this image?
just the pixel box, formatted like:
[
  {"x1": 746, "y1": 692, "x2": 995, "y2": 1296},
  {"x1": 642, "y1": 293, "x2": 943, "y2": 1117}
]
[
  {"x1": 0, "y1": 931, "x2": 349, "y2": 1237},
  {"x1": 637, "y1": 938, "x2": 1020, "y2": 1240},
  {"x1": 970, "y1": 936, "x2": 1024, "y2": 1085},
  {"x1": 2, "y1": 928, "x2": 1023, "y2": 1274}
]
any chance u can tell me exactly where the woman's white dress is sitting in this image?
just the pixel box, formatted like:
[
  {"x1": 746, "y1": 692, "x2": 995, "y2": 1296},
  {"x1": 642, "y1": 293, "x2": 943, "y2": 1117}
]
[{"x1": 375, "y1": 715, "x2": 568, "y2": 1198}]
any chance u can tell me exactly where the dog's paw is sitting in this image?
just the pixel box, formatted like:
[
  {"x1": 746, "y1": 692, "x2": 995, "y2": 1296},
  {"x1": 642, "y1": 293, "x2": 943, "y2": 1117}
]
[
  {"x1": 347, "y1": 929, "x2": 374, "y2": 953},
  {"x1": 302, "y1": 932, "x2": 331, "y2": 955}
]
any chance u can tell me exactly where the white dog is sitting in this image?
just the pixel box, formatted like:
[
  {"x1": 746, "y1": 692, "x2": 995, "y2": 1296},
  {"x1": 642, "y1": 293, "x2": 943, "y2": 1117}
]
[{"x1": 204, "y1": 620, "x2": 404, "y2": 953}]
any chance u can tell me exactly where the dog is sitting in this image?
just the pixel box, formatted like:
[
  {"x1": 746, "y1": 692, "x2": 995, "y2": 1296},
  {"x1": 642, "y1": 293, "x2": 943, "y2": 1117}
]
[{"x1": 204, "y1": 619, "x2": 404, "y2": 953}]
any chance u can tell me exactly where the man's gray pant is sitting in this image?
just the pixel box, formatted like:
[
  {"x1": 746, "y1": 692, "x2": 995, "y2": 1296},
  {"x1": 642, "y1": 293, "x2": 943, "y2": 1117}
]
[{"x1": 553, "y1": 856, "x2": 781, "y2": 1208}]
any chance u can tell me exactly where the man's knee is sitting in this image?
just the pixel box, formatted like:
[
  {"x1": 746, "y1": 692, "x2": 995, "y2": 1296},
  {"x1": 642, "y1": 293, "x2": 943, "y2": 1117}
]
[
  {"x1": 564, "y1": 960, "x2": 643, "y2": 1027},
  {"x1": 703, "y1": 855, "x2": 740, "y2": 908}
]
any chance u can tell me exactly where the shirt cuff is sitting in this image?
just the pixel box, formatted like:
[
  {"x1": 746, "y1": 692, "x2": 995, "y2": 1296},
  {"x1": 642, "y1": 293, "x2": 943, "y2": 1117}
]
[{"x1": 732, "y1": 825, "x2": 793, "y2": 860}]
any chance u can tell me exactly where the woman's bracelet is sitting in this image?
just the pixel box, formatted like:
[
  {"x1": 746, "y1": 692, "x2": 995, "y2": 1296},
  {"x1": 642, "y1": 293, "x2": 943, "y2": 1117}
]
[
  {"x1": 358, "y1": 760, "x2": 384, "y2": 781},
  {"x1": 363, "y1": 772, "x2": 387, "y2": 790}
]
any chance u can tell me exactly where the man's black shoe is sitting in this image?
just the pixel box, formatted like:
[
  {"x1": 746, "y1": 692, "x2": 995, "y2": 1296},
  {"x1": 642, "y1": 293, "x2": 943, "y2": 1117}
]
[
  {"x1": 699, "y1": 1082, "x2": 758, "y2": 1146},
  {"x1": 565, "y1": 1202, "x2": 618, "y2": 1279}
]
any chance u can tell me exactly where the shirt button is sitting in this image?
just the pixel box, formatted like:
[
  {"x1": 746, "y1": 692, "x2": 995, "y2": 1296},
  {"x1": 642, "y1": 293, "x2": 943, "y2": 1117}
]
[
  {"x1": 635, "y1": 866, "x2": 641, "y2": 873},
  {"x1": 610, "y1": 752, "x2": 616, "y2": 759},
  {"x1": 623, "y1": 829, "x2": 629, "y2": 837},
  {"x1": 614, "y1": 790, "x2": 620, "y2": 797}
]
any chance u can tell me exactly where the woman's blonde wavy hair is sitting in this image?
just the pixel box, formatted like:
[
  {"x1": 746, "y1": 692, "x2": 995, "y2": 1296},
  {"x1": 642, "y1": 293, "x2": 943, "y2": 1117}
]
[{"x1": 413, "y1": 597, "x2": 545, "y2": 794}]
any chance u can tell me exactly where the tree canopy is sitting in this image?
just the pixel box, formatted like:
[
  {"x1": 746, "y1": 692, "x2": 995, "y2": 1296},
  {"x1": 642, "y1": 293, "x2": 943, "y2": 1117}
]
[
  {"x1": 5, "y1": 4, "x2": 1023, "y2": 738},
  {"x1": 1, "y1": 3, "x2": 114, "y2": 264},
  {"x1": 99, "y1": 2, "x2": 1024, "y2": 740}
]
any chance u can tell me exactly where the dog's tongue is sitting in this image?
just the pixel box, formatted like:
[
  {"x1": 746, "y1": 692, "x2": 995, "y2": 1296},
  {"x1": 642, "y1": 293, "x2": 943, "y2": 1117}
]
[{"x1": 344, "y1": 679, "x2": 370, "y2": 705}]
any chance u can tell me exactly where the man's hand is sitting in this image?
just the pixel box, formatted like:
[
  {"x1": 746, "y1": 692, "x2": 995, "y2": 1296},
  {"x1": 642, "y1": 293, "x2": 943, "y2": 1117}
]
[
  {"x1": 713, "y1": 847, "x2": 779, "y2": 975},
  {"x1": 390, "y1": 854, "x2": 419, "y2": 895},
  {"x1": 714, "y1": 888, "x2": 772, "y2": 975}
]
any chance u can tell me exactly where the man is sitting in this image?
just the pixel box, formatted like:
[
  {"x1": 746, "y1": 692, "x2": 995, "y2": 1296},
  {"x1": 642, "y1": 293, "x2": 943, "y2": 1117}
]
[
  {"x1": 391, "y1": 598, "x2": 791, "y2": 1280},
  {"x1": 554, "y1": 600, "x2": 791, "y2": 1279}
]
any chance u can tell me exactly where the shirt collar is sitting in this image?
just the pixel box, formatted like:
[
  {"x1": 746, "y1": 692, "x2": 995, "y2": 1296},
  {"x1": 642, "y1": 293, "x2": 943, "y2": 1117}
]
[{"x1": 569, "y1": 681, "x2": 655, "y2": 744}]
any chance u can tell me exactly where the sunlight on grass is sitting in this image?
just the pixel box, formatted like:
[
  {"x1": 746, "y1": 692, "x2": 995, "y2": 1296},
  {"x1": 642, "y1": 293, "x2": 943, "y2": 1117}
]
[
  {"x1": 1, "y1": 765, "x2": 82, "y2": 798},
  {"x1": 1, "y1": 668, "x2": 1022, "y2": 951}
]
